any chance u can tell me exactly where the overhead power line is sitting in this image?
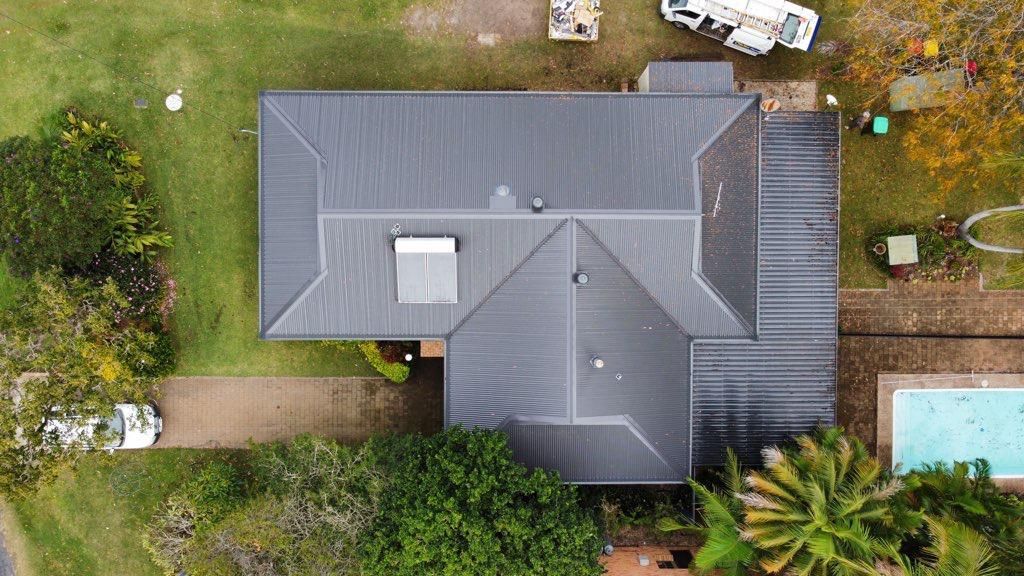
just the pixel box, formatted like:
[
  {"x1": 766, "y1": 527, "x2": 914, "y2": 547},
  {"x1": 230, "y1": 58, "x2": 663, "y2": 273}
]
[{"x1": 0, "y1": 9, "x2": 252, "y2": 134}]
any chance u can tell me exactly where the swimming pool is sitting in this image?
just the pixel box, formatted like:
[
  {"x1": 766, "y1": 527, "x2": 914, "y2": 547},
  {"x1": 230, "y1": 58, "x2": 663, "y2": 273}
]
[{"x1": 892, "y1": 389, "x2": 1024, "y2": 477}]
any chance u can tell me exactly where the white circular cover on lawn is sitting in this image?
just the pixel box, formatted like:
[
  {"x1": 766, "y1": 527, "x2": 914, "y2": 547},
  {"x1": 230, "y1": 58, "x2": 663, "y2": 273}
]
[{"x1": 165, "y1": 94, "x2": 183, "y2": 111}]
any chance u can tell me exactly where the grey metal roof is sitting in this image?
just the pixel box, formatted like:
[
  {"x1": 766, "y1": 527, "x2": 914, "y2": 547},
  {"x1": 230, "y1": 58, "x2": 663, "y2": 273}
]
[
  {"x1": 258, "y1": 84, "x2": 839, "y2": 483},
  {"x1": 641, "y1": 61, "x2": 735, "y2": 94},
  {"x1": 259, "y1": 102, "x2": 322, "y2": 326},
  {"x1": 506, "y1": 422, "x2": 680, "y2": 483},
  {"x1": 446, "y1": 224, "x2": 570, "y2": 429},
  {"x1": 691, "y1": 111, "x2": 840, "y2": 466},
  {"x1": 264, "y1": 91, "x2": 753, "y2": 212},
  {"x1": 574, "y1": 225, "x2": 691, "y2": 478},
  {"x1": 265, "y1": 217, "x2": 563, "y2": 337},
  {"x1": 697, "y1": 104, "x2": 760, "y2": 330}
]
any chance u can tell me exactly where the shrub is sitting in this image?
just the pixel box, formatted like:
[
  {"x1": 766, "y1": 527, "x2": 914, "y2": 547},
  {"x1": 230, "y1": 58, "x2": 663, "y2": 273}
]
[
  {"x1": 0, "y1": 109, "x2": 172, "y2": 276},
  {"x1": 358, "y1": 341, "x2": 411, "y2": 383},
  {"x1": 70, "y1": 247, "x2": 166, "y2": 323},
  {"x1": 868, "y1": 220, "x2": 977, "y2": 282},
  {"x1": 136, "y1": 330, "x2": 176, "y2": 378},
  {"x1": 145, "y1": 460, "x2": 246, "y2": 575},
  {"x1": 359, "y1": 426, "x2": 603, "y2": 576},
  {"x1": 0, "y1": 136, "x2": 123, "y2": 275}
]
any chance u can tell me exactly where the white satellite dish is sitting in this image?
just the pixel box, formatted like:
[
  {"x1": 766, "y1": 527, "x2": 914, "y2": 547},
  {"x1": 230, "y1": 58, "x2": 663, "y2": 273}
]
[{"x1": 165, "y1": 93, "x2": 183, "y2": 112}]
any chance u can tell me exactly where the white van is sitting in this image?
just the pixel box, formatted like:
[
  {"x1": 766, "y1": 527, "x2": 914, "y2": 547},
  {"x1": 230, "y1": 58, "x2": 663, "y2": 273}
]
[
  {"x1": 661, "y1": 0, "x2": 821, "y2": 56},
  {"x1": 45, "y1": 404, "x2": 162, "y2": 452}
]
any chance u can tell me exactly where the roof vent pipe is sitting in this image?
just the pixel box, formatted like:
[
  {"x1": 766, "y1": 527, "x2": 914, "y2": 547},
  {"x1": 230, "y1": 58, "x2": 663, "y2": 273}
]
[{"x1": 531, "y1": 196, "x2": 545, "y2": 212}]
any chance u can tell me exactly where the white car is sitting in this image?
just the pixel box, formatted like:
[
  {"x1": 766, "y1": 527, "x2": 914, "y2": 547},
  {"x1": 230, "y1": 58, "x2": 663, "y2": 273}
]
[{"x1": 45, "y1": 404, "x2": 162, "y2": 452}]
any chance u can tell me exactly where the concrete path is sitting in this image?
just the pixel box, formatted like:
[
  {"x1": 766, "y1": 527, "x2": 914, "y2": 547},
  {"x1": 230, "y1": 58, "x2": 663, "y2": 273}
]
[
  {"x1": 839, "y1": 278, "x2": 1024, "y2": 337},
  {"x1": 154, "y1": 360, "x2": 443, "y2": 448}
]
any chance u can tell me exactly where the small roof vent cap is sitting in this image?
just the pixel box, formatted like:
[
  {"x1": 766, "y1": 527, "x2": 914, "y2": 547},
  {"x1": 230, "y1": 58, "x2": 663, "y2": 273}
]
[{"x1": 531, "y1": 196, "x2": 545, "y2": 212}]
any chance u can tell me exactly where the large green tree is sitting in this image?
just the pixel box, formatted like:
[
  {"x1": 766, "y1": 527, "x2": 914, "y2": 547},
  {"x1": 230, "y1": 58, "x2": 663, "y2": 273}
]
[
  {"x1": 0, "y1": 272, "x2": 161, "y2": 495},
  {"x1": 359, "y1": 426, "x2": 603, "y2": 576}
]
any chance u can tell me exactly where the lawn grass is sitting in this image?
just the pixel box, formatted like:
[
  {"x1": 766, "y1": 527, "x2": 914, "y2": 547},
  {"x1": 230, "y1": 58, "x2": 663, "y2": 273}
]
[
  {"x1": 9, "y1": 449, "x2": 233, "y2": 576},
  {"x1": 972, "y1": 211, "x2": 1024, "y2": 289}
]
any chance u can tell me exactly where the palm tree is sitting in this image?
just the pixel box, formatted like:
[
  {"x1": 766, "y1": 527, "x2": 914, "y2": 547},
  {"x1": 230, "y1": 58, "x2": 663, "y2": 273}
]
[
  {"x1": 878, "y1": 516, "x2": 1001, "y2": 576},
  {"x1": 739, "y1": 426, "x2": 919, "y2": 576},
  {"x1": 657, "y1": 449, "x2": 755, "y2": 576},
  {"x1": 903, "y1": 459, "x2": 1024, "y2": 572}
]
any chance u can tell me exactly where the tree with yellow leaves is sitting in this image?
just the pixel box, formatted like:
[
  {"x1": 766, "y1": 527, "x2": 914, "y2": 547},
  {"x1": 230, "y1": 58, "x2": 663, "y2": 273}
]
[{"x1": 846, "y1": 0, "x2": 1024, "y2": 189}]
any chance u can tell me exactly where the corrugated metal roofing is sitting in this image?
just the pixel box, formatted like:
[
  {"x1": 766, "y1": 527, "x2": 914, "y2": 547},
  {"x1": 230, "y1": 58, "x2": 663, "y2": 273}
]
[
  {"x1": 446, "y1": 224, "x2": 570, "y2": 429},
  {"x1": 264, "y1": 91, "x2": 753, "y2": 212},
  {"x1": 506, "y1": 423, "x2": 680, "y2": 483},
  {"x1": 698, "y1": 103, "x2": 760, "y2": 330},
  {"x1": 691, "y1": 111, "x2": 840, "y2": 466},
  {"x1": 258, "y1": 86, "x2": 840, "y2": 483},
  {"x1": 642, "y1": 61, "x2": 735, "y2": 94},
  {"x1": 259, "y1": 102, "x2": 322, "y2": 328},
  {"x1": 575, "y1": 226, "x2": 691, "y2": 477},
  {"x1": 266, "y1": 217, "x2": 564, "y2": 338},
  {"x1": 580, "y1": 219, "x2": 751, "y2": 337}
]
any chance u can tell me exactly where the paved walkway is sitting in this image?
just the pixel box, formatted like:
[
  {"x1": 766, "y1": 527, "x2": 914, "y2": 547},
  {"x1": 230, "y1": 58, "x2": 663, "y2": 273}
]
[
  {"x1": 839, "y1": 278, "x2": 1024, "y2": 337},
  {"x1": 154, "y1": 359, "x2": 443, "y2": 448},
  {"x1": 838, "y1": 336, "x2": 1024, "y2": 455}
]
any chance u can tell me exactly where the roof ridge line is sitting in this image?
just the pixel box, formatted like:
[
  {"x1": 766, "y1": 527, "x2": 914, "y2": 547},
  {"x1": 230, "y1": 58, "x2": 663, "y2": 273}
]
[
  {"x1": 620, "y1": 414, "x2": 679, "y2": 475},
  {"x1": 692, "y1": 270, "x2": 756, "y2": 336},
  {"x1": 445, "y1": 219, "x2": 569, "y2": 339},
  {"x1": 690, "y1": 96, "x2": 760, "y2": 166},
  {"x1": 574, "y1": 220, "x2": 689, "y2": 337},
  {"x1": 262, "y1": 269, "x2": 329, "y2": 337},
  {"x1": 263, "y1": 96, "x2": 327, "y2": 164}
]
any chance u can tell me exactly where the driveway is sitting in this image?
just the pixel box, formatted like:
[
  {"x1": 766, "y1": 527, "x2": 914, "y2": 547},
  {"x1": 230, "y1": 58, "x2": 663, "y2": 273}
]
[{"x1": 154, "y1": 360, "x2": 443, "y2": 448}]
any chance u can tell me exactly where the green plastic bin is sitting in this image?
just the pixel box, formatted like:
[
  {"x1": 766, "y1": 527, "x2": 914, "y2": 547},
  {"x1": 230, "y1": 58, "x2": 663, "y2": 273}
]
[{"x1": 872, "y1": 116, "x2": 889, "y2": 135}]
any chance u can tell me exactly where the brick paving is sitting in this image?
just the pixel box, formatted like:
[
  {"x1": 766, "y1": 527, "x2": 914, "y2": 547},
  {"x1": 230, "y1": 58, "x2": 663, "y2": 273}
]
[
  {"x1": 154, "y1": 359, "x2": 443, "y2": 448},
  {"x1": 837, "y1": 336, "x2": 1024, "y2": 455},
  {"x1": 839, "y1": 277, "x2": 1024, "y2": 459},
  {"x1": 839, "y1": 278, "x2": 1024, "y2": 337}
]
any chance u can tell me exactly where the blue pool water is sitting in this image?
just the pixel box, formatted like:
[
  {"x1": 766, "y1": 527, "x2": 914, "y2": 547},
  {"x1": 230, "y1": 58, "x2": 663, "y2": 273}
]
[{"x1": 892, "y1": 389, "x2": 1024, "y2": 477}]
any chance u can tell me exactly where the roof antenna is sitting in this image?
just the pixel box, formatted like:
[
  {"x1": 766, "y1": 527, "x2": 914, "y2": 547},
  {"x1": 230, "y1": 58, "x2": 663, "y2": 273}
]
[{"x1": 711, "y1": 182, "x2": 723, "y2": 218}]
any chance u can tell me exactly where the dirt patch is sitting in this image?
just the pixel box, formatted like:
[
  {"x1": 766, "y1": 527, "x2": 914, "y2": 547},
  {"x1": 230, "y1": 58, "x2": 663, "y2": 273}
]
[
  {"x1": 734, "y1": 80, "x2": 818, "y2": 111},
  {"x1": 403, "y1": 0, "x2": 548, "y2": 41}
]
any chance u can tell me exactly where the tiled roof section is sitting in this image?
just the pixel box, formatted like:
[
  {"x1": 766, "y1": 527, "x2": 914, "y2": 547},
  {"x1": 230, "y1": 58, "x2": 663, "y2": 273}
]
[
  {"x1": 264, "y1": 91, "x2": 754, "y2": 212},
  {"x1": 642, "y1": 61, "x2": 735, "y2": 94},
  {"x1": 446, "y1": 225, "x2": 570, "y2": 428},
  {"x1": 574, "y1": 225, "x2": 692, "y2": 477},
  {"x1": 266, "y1": 218, "x2": 564, "y2": 338},
  {"x1": 579, "y1": 219, "x2": 751, "y2": 337},
  {"x1": 506, "y1": 423, "x2": 680, "y2": 483},
  {"x1": 259, "y1": 101, "x2": 322, "y2": 329},
  {"x1": 698, "y1": 102, "x2": 760, "y2": 330},
  {"x1": 692, "y1": 112, "x2": 840, "y2": 466}
]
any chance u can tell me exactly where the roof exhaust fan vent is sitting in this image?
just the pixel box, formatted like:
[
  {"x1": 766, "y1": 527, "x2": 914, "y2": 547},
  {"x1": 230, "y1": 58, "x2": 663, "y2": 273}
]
[
  {"x1": 574, "y1": 272, "x2": 590, "y2": 285},
  {"x1": 531, "y1": 196, "x2": 545, "y2": 212}
]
